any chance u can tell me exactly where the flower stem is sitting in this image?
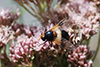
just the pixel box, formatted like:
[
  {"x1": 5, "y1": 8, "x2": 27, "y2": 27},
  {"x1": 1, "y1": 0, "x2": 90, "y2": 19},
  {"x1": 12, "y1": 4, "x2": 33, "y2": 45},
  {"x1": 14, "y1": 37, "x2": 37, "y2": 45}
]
[
  {"x1": 57, "y1": 57, "x2": 62, "y2": 67},
  {"x1": 0, "y1": 56, "x2": 1, "y2": 67},
  {"x1": 86, "y1": 38, "x2": 91, "y2": 46},
  {"x1": 57, "y1": 54, "x2": 63, "y2": 67},
  {"x1": 92, "y1": 27, "x2": 100, "y2": 61},
  {"x1": 31, "y1": 60, "x2": 38, "y2": 67},
  {"x1": 36, "y1": 1, "x2": 46, "y2": 23},
  {"x1": 15, "y1": 1, "x2": 40, "y2": 19}
]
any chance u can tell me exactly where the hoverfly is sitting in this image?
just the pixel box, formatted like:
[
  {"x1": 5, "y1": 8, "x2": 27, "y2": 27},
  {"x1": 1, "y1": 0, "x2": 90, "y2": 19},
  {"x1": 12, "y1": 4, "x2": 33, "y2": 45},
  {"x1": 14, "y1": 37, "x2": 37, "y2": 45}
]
[{"x1": 40, "y1": 17, "x2": 74, "y2": 51}]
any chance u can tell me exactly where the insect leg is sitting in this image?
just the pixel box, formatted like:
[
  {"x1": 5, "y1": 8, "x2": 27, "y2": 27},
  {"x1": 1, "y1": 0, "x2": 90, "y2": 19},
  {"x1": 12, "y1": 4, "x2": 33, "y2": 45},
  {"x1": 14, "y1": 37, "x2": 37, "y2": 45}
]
[{"x1": 50, "y1": 41, "x2": 53, "y2": 47}]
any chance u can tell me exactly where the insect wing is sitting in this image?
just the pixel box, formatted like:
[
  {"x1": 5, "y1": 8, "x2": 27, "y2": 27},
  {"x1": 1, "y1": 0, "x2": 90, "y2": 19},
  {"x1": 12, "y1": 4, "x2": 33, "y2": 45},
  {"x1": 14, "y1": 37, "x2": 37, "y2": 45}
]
[
  {"x1": 61, "y1": 38, "x2": 75, "y2": 51},
  {"x1": 51, "y1": 17, "x2": 68, "y2": 31}
]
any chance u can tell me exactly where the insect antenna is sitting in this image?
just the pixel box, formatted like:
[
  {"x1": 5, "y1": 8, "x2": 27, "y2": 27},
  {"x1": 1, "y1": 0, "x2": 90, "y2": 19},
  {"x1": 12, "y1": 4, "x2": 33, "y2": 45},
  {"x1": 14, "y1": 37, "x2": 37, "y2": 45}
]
[{"x1": 39, "y1": 40, "x2": 47, "y2": 46}]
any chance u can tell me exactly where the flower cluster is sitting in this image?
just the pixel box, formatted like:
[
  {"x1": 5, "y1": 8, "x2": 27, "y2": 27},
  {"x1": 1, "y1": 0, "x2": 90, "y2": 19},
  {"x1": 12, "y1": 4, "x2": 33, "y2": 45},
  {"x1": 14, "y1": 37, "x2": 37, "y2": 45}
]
[
  {"x1": 9, "y1": 34, "x2": 34, "y2": 66},
  {"x1": 67, "y1": 45, "x2": 94, "y2": 67},
  {"x1": 9, "y1": 26, "x2": 53, "y2": 66},
  {"x1": 0, "y1": 25, "x2": 14, "y2": 49},
  {"x1": 11, "y1": 23, "x2": 32, "y2": 37},
  {"x1": 1, "y1": 51, "x2": 17, "y2": 67},
  {"x1": 0, "y1": 0, "x2": 99, "y2": 67},
  {"x1": 44, "y1": 0, "x2": 100, "y2": 44},
  {"x1": 0, "y1": 8, "x2": 20, "y2": 26},
  {"x1": 62, "y1": 0, "x2": 100, "y2": 44}
]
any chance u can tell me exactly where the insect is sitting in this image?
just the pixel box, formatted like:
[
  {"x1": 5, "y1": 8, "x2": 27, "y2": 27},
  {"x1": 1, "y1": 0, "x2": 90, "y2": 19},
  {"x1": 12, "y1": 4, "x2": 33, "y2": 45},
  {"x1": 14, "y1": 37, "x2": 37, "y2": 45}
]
[{"x1": 40, "y1": 18, "x2": 74, "y2": 50}]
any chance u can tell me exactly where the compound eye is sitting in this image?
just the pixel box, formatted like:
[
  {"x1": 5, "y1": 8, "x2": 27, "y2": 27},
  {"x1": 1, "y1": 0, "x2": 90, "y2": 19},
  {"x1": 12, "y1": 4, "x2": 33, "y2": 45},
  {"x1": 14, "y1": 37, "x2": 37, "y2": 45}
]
[
  {"x1": 45, "y1": 31, "x2": 53, "y2": 38},
  {"x1": 45, "y1": 31, "x2": 54, "y2": 41}
]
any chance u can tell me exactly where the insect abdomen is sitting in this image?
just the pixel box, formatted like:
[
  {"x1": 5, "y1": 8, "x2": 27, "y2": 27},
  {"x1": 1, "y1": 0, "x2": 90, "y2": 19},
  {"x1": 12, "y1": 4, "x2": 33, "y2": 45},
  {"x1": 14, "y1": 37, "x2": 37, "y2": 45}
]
[{"x1": 61, "y1": 30, "x2": 70, "y2": 40}]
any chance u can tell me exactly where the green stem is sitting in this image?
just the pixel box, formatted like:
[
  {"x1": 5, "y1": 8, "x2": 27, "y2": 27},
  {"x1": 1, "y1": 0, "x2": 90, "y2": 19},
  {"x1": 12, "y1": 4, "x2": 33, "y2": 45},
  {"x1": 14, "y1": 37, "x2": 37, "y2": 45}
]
[
  {"x1": 92, "y1": 27, "x2": 100, "y2": 61},
  {"x1": 26, "y1": 2, "x2": 40, "y2": 15},
  {"x1": 57, "y1": 57, "x2": 62, "y2": 67},
  {"x1": 31, "y1": 57, "x2": 38, "y2": 67},
  {"x1": 0, "y1": 49, "x2": 1, "y2": 67},
  {"x1": 26, "y1": 2, "x2": 45, "y2": 22},
  {"x1": 32, "y1": 61, "x2": 38, "y2": 67},
  {"x1": 84, "y1": 37, "x2": 91, "y2": 46},
  {"x1": 0, "y1": 56, "x2": 1, "y2": 67},
  {"x1": 57, "y1": 54, "x2": 63, "y2": 67},
  {"x1": 36, "y1": 1, "x2": 46, "y2": 23},
  {"x1": 15, "y1": 1, "x2": 40, "y2": 19},
  {"x1": 46, "y1": 0, "x2": 52, "y2": 12},
  {"x1": 30, "y1": 1, "x2": 37, "y2": 6}
]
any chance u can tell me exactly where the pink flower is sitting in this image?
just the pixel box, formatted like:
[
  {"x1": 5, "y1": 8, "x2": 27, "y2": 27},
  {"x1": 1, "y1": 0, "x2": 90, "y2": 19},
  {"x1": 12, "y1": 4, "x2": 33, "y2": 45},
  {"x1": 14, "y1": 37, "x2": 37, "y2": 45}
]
[
  {"x1": 12, "y1": 23, "x2": 32, "y2": 37},
  {"x1": 9, "y1": 26, "x2": 54, "y2": 65},
  {"x1": 9, "y1": 34, "x2": 34, "y2": 65},
  {"x1": 0, "y1": 25, "x2": 14, "y2": 48},
  {"x1": 0, "y1": 8, "x2": 20, "y2": 26},
  {"x1": 54, "y1": 0, "x2": 100, "y2": 44},
  {"x1": 67, "y1": 45, "x2": 94, "y2": 67}
]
